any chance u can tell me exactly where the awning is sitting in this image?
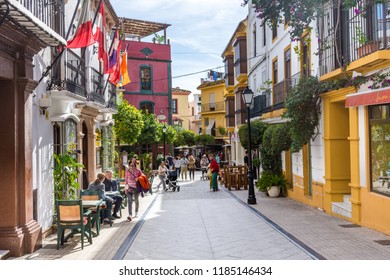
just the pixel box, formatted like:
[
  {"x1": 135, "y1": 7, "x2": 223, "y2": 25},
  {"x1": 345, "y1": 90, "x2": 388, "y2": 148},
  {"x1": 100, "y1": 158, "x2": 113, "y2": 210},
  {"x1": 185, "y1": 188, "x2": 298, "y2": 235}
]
[
  {"x1": 205, "y1": 119, "x2": 215, "y2": 135},
  {"x1": 51, "y1": 113, "x2": 80, "y2": 123},
  {"x1": 346, "y1": 88, "x2": 390, "y2": 108}
]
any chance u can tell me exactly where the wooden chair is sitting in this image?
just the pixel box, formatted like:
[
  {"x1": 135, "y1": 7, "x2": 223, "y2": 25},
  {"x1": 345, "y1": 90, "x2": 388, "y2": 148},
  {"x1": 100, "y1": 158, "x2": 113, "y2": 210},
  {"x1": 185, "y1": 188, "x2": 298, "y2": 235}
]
[
  {"x1": 80, "y1": 190, "x2": 110, "y2": 236},
  {"x1": 56, "y1": 199, "x2": 92, "y2": 250}
]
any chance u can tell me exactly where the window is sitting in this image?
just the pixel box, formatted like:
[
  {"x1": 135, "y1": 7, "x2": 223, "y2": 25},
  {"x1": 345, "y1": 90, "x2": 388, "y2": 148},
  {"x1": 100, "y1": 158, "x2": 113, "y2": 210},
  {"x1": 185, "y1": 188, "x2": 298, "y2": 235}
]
[
  {"x1": 140, "y1": 66, "x2": 152, "y2": 91},
  {"x1": 204, "y1": 117, "x2": 209, "y2": 126},
  {"x1": 64, "y1": 119, "x2": 77, "y2": 155},
  {"x1": 210, "y1": 93, "x2": 215, "y2": 111},
  {"x1": 272, "y1": 59, "x2": 278, "y2": 85},
  {"x1": 272, "y1": 22, "x2": 277, "y2": 40},
  {"x1": 140, "y1": 101, "x2": 154, "y2": 114},
  {"x1": 301, "y1": 36, "x2": 311, "y2": 76},
  {"x1": 172, "y1": 99, "x2": 178, "y2": 114},
  {"x1": 263, "y1": 22, "x2": 267, "y2": 46},
  {"x1": 369, "y1": 105, "x2": 390, "y2": 196},
  {"x1": 285, "y1": 48, "x2": 291, "y2": 80},
  {"x1": 53, "y1": 118, "x2": 78, "y2": 157}
]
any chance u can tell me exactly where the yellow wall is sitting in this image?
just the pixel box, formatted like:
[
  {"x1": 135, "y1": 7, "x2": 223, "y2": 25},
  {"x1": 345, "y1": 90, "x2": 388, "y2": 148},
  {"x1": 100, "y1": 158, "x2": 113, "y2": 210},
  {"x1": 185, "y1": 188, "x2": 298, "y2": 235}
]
[
  {"x1": 199, "y1": 81, "x2": 227, "y2": 137},
  {"x1": 359, "y1": 107, "x2": 390, "y2": 235},
  {"x1": 173, "y1": 93, "x2": 190, "y2": 130}
]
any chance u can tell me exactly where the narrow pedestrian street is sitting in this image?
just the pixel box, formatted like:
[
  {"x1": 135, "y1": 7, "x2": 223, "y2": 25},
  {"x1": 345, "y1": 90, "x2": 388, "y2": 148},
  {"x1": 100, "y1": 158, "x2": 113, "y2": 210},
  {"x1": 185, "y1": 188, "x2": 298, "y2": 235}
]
[
  {"x1": 118, "y1": 177, "x2": 312, "y2": 260},
  {"x1": 11, "y1": 171, "x2": 390, "y2": 261}
]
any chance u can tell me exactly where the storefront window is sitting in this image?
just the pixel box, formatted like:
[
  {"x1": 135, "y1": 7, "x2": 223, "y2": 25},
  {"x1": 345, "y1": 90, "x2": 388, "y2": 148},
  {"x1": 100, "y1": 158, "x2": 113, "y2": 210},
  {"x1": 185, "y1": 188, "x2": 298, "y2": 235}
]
[{"x1": 370, "y1": 105, "x2": 390, "y2": 195}]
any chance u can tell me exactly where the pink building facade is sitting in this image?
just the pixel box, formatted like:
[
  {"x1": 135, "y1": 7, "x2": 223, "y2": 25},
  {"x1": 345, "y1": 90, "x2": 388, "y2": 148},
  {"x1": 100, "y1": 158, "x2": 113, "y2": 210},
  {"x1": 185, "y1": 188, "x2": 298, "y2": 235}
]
[{"x1": 120, "y1": 19, "x2": 172, "y2": 125}]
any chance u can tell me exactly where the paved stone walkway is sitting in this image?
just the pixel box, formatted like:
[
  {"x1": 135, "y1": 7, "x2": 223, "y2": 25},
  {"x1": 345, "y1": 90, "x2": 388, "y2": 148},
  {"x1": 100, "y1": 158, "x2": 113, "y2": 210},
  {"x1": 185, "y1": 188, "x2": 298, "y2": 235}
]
[
  {"x1": 10, "y1": 171, "x2": 390, "y2": 260},
  {"x1": 122, "y1": 178, "x2": 312, "y2": 260}
]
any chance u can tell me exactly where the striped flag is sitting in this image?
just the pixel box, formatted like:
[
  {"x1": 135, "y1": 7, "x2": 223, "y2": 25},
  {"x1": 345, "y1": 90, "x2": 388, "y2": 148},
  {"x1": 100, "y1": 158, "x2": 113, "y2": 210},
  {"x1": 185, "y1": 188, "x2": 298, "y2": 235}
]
[
  {"x1": 93, "y1": 2, "x2": 108, "y2": 73},
  {"x1": 67, "y1": 0, "x2": 96, "y2": 49},
  {"x1": 109, "y1": 40, "x2": 122, "y2": 84},
  {"x1": 107, "y1": 28, "x2": 119, "y2": 74}
]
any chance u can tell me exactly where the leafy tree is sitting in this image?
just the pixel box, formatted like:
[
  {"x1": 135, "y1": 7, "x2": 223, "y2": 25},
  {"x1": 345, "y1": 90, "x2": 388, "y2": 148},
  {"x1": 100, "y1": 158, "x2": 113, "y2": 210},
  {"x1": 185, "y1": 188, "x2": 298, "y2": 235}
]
[
  {"x1": 283, "y1": 76, "x2": 321, "y2": 152},
  {"x1": 261, "y1": 123, "x2": 292, "y2": 175},
  {"x1": 243, "y1": 0, "x2": 361, "y2": 40},
  {"x1": 238, "y1": 120, "x2": 268, "y2": 150},
  {"x1": 160, "y1": 123, "x2": 178, "y2": 145},
  {"x1": 137, "y1": 112, "x2": 161, "y2": 153},
  {"x1": 174, "y1": 129, "x2": 196, "y2": 147},
  {"x1": 195, "y1": 134, "x2": 215, "y2": 146},
  {"x1": 113, "y1": 96, "x2": 143, "y2": 145}
]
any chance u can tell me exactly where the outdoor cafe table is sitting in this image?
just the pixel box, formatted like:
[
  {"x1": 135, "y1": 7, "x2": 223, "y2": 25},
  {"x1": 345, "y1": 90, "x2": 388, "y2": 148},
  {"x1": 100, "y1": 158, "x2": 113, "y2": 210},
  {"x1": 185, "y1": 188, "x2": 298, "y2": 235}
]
[
  {"x1": 82, "y1": 199, "x2": 103, "y2": 237},
  {"x1": 105, "y1": 191, "x2": 120, "y2": 197}
]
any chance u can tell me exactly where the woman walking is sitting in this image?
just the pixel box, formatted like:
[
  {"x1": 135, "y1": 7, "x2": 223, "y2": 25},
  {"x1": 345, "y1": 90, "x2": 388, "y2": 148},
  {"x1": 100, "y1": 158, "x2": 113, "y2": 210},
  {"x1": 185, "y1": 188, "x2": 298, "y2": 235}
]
[
  {"x1": 156, "y1": 160, "x2": 168, "y2": 191},
  {"x1": 125, "y1": 161, "x2": 142, "y2": 221},
  {"x1": 188, "y1": 154, "x2": 196, "y2": 180}
]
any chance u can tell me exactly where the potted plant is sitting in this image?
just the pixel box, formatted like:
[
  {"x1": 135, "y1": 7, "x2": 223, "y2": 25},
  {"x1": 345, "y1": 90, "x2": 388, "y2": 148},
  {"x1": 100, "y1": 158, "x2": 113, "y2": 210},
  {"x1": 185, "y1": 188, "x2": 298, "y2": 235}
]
[
  {"x1": 354, "y1": 27, "x2": 378, "y2": 58},
  {"x1": 256, "y1": 171, "x2": 287, "y2": 197},
  {"x1": 53, "y1": 153, "x2": 84, "y2": 201}
]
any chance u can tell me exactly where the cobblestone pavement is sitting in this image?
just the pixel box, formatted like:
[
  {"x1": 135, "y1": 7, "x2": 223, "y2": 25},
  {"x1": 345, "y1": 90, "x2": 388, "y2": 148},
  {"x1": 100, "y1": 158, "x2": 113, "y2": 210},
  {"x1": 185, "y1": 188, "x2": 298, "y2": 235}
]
[{"x1": 11, "y1": 171, "x2": 390, "y2": 260}]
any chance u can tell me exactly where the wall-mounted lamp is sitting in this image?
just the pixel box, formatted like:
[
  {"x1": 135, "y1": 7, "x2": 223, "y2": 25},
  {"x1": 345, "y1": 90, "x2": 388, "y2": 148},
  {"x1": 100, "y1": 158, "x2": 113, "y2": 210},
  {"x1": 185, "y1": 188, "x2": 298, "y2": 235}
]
[
  {"x1": 39, "y1": 94, "x2": 51, "y2": 115},
  {"x1": 93, "y1": 45, "x2": 98, "y2": 55}
]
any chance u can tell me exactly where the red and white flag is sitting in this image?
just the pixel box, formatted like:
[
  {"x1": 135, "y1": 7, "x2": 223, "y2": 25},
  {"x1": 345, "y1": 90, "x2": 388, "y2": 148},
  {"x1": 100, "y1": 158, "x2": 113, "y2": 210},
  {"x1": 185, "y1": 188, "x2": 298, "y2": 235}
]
[
  {"x1": 67, "y1": 0, "x2": 96, "y2": 49},
  {"x1": 94, "y1": 2, "x2": 109, "y2": 73}
]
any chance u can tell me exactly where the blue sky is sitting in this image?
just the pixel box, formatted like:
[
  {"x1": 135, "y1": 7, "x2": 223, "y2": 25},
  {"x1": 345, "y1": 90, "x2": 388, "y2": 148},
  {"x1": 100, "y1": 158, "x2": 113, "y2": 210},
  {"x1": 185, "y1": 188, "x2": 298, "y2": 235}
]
[{"x1": 110, "y1": 0, "x2": 248, "y2": 99}]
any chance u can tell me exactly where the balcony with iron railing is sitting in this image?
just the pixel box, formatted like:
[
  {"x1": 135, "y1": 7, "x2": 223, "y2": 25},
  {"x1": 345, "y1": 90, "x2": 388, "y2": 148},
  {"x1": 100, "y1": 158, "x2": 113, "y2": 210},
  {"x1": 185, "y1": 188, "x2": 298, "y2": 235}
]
[
  {"x1": 2, "y1": 0, "x2": 66, "y2": 45},
  {"x1": 250, "y1": 95, "x2": 266, "y2": 118},
  {"x1": 318, "y1": 0, "x2": 390, "y2": 77},
  {"x1": 201, "y1": 101, "x2": 225, "y2": 112},
  {"x1": 47, "y1": 49, "x2": 86, "y2": 98},
  {"x1": 106, "y1": 82, "x2": 117, "y2": 110},
  {"x1": 262, "y1": 72, "x2": 301, "y2": 113},
  {"x1": 90, "y1": 67, "x2": 105, "y2": 105}
]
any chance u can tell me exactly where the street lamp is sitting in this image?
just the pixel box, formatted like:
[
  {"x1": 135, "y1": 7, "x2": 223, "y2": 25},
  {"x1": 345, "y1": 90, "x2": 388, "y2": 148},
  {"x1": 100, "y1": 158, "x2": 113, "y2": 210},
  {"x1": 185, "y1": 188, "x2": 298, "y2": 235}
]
[
  {"x1": 163, "y1": 124, "x2": 167, "y2": 162},
  {"x1": 242, "y1": 87, "x2": 256, "y2": 205}
]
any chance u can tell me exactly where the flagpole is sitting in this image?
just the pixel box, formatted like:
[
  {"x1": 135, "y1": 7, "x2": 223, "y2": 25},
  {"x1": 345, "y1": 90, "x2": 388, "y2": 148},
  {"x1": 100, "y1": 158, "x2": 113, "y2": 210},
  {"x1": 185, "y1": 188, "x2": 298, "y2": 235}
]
[
  {"x1": 38, "y1": 0, "x2": 82, "y2": 83},
  {"x1": 103, "y1": 32, "x2": 125, "y2": 107},
  {"x1": 82, "y1": 0, "x2": 103, "y2": 57}
]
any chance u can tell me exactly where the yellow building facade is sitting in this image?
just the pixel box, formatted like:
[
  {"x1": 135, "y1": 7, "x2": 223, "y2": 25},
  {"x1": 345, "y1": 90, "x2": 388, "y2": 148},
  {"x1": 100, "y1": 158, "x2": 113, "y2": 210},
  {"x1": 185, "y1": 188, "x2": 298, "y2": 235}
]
[
  {"x1": 172, "y1": 87, "x2": 191, "y2": 130},
  {"x1": 197, "y1": 80, "x2": 228, "y2": 146},
  {"x1": 315, "y1": 1, "x2": 390, "y2": 235}
]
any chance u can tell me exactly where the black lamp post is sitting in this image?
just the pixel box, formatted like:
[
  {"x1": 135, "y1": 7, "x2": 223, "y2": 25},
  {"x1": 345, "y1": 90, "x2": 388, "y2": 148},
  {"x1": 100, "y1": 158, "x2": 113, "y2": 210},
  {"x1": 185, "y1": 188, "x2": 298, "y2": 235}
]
[
  {"x1": 163, "y1": 124, "x2": 167, "y2": 162},
  {"x1": 242, "y1": 87, "x2": 256, "y2": 205}
]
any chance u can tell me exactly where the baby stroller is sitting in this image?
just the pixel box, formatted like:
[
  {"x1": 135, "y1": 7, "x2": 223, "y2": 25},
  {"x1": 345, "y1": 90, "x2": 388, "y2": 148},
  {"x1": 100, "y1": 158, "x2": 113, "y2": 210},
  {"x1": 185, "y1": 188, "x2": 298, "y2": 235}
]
[{"x1": 165, "y1": 170, "x2": 180, "y2": 192}]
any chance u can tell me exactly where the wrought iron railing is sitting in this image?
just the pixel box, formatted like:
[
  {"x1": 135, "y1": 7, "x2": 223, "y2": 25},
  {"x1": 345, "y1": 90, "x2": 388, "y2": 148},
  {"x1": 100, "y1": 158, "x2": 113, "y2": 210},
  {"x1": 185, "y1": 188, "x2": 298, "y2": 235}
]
[
  {"x1": 107, "y1": 82, "x2": 117, "y2": 110},
  {"x1": 250, "y1": 95, "x2": 266, "y2": 118},
  {"x1": 47, "y1": 49, "x2": 86, "y2": 98},
  {"x1": 318, "y1": 0, "x2": 390, "y2": 76},
  {"x1": 15, "y1": 0, "x2": 65, "y2": 36},
  {"x1": 201, "y1": 101, "x2": 224, "y2": 112},
  {"x1": 90, "y1": 67, "x2": 104, "y2": 104},
  {"x1": 272, "y1": 78, "x2": 296, "y2": 105}
]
